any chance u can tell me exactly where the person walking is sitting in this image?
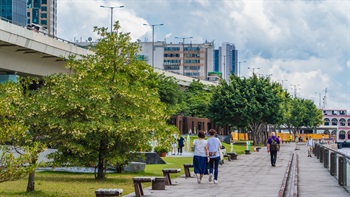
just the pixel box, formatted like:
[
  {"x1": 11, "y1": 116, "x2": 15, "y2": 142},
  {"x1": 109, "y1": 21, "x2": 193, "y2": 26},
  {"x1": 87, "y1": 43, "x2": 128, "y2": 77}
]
[
  {"x1": 193, "y1": 131, "x2": 208, "y2": 183},
  {"x1": 207, "y1": 129, "x2": 221, "y2": 184},
  {"x1": 177, "y1": 136, "x2": 185, "y2": 155},
  {"x1": 267, "y1": 132, "x2": 280, "y2": 167},
  {"x1": 306, "y1": 136, "x2": 314, "y2": 157}
]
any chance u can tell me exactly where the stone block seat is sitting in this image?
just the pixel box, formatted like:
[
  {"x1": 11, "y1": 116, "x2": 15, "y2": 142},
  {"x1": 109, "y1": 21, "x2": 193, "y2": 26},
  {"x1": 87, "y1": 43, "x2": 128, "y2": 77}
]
[
  {"x1": 227, "y1": 152, "x2": 238, "y2": 160},
  {"x1": 95, "y1": 188, "x2": 123, "y2": 197},
  {"x1": 183, "y1": 163, "x2": 194, "y2": 177},
  {"x1": 162, "y1": 168, "x2": 181, "y2": 185}
]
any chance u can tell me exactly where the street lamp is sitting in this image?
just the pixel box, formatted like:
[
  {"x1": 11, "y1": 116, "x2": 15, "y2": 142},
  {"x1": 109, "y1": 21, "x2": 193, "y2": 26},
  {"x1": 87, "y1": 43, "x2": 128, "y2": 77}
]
[
  {"x1": 175, "y1": 36, "x2": 193, "y2": 76},
  {"x1": 290, "y1": 84, "x2": 301, "y2": 98},
  {"x1": 238, "y1": 61, "x2": 246, "y2": 77},
  {"x1": 248, "y1": 67, "x2": 260, "y2": 75},
  {"x1": 143, "y1": 23, "x2": 164, "y2": 68},
  {"x1": 100, "y1": 5, "x2": 124, "y2": 33},
  {"x1": 315, "y1": 92, "x2": 321, "y2": 108}
]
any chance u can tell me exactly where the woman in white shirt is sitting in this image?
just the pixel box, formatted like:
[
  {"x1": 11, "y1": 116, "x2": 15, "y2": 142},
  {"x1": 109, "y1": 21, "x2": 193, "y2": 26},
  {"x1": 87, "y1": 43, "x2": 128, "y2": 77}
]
[
  {"x1": 207, "y1": 129, "x2": 221, "y2": 184},
  {"x1": 193, "y1": 131, "x2": 208, "y2": 183}
]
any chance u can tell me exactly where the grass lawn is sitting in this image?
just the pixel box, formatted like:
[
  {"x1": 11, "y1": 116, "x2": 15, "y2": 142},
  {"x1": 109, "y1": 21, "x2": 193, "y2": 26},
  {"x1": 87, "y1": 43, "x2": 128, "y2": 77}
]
[{"x1": 0, "y1": 144, "x2": 256, "y2": 197}]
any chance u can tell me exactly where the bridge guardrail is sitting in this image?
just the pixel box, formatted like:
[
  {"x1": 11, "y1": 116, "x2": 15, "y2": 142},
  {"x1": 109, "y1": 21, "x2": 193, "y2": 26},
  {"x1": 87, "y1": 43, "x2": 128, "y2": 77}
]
[{"x1": 314, "y1": 143, "x2": 350, "y2": 193}]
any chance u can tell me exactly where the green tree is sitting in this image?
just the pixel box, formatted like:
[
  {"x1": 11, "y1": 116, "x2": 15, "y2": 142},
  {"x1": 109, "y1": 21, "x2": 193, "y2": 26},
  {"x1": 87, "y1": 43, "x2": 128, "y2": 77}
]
[
  {"x1": 37, "y1": 23, "x2": 176, "y2": 180},
  {"x1": 157, "y1": 75, "x2": 183, "y2": 115},
  {"x1": 0, "y1": 81, "x2": 40, "y2": 184},
  {"x1": 181, "y1": 80, "x2": 212, "y2": 118},
  {"x1": 208, "y1": 74, "x2": 286, "y2": 145},
  {"x1": 284, "y1": 97, "x2": 322, "y2": 136}
]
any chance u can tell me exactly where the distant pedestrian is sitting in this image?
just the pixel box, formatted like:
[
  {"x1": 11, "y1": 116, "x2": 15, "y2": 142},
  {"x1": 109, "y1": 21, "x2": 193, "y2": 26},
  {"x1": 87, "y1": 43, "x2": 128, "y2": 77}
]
[
  {"x1": 177, "y1": 136, "x2": 185, "y2": 155},
  {"x1": 171, "y1": 137, "x2": 177, "y2": 155},
  {"x1": 193, "y1": 131, "x2": 208, "y2": 184},
  {"x1": 306, "y1": 136, "x2": 314, "y2": 157},
  {"x1": 207, "y1": 129, "x2": 221, "y2": 184},
  {"x1": 267, "y1": 132, "x2": 280, "y2": 167}
]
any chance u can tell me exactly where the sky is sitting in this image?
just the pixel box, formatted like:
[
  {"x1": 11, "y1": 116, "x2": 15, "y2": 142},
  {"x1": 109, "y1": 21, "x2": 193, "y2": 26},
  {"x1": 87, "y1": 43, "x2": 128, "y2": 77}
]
[{"x1": 57, "y1": 0, "x2": 350, "y2": 112}]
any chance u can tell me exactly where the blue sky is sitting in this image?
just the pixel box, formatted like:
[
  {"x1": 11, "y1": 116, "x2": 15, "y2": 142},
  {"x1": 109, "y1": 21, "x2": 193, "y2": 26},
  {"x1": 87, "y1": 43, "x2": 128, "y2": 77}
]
[{"x1": 57, "y1": 0, "x2": 350, "y2": 112}]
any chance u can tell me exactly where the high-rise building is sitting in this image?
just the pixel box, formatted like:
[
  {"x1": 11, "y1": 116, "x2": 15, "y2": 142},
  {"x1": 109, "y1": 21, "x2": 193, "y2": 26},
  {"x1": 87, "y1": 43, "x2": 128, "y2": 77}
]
[
  {"x1": 0, "y1": 0, "x2": 26, "y2": 26},
  {"x1": 215, "y1": 43, "x2": 238, "y2": 80},
  {"x1": 27, "y1": 0, "x2": 57, "y2": 36},
  {"x1": 138, "y1": 40, "x2": 215, "y2": 80}
]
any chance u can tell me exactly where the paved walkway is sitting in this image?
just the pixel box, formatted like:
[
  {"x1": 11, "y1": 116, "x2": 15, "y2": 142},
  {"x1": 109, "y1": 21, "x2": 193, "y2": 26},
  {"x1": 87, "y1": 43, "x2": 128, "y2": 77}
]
[{"x1": 124, "y1": 143, "x2": 349, "y2": 197}]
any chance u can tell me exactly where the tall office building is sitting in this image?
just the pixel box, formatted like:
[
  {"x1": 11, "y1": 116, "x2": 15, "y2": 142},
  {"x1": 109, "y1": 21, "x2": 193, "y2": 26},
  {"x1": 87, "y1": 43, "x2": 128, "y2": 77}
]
[
  {"x1": 27, "y1": 0, "x2": 57, "y2": 36},
  {"x1": 138, "y1": 40, "x2": 214, "y2": 80},
  {"x1": 0, "y1": 0, "x2": 27, "y2": 26},
  {"x1": 215, "y1": 43, "x2": 238, "y2": 80}
]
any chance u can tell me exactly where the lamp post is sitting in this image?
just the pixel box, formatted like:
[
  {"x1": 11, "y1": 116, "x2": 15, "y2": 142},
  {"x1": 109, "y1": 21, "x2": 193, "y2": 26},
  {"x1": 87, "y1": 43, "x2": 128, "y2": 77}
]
[
  {"x1": 315, "y1": 92, "x2": 321, "y2": 108},
  {"x1": 143, "y1": 23, "x2": 164, "y2": 68},
  {"x1": 100, "y1": 5, "x2": 124, "y2": 33},
  {"x1": 175, "y1": 36, "x2": 193, "y2": 76},
  {"x1": 290, "y1": 84, "x2": 300, "y2": 98},
  {"x1": 248, "y1": 67, "x2": 260, "y2": 75},
  {"x1": 279, "y1": 79, "x2": 288, "y2": 88},
  {"x1": 238, "y1": 61, "x2": 246, "y2": 77}
]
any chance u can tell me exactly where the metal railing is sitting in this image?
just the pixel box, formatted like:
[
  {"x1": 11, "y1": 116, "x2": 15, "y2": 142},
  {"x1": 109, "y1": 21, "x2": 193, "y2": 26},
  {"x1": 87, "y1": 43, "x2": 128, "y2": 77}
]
[{"x1": 314, "y1": 143, "x2": 350, "y2": 192}]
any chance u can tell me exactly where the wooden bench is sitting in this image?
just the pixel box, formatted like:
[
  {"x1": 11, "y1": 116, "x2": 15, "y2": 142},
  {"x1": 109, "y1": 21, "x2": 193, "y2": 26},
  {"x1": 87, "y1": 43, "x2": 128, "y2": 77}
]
[
  {"x1": 227, "y1": 152, "x2": 238, "y2": 160},
  {"x1": 244, "y1": 150, "x2": 251, "y2": 154},
  {"x1": 183, "y1": 163, "x2": 194, "y2": 177},
  {"x1": 224, "y1": 154, "x2": 232, "y2": 161},
  {"x1": 162, "y1": 168, "x2": 181, "y2": 185},
  {"x1": 95, "y1": 188, "x2": 123, "y2": 197},
  {"x1": 152, "y1": 177, "x2": 166, "y2": 190},
  {"x1": 132, "y1": 177, "x2": 155, "y2": 197}
]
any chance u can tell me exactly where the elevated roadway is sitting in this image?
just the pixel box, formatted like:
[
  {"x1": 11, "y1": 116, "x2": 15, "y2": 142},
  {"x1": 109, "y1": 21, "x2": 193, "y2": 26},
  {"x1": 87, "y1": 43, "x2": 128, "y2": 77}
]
[{"x1": 0, "y1": 20, "x2": 216, "y2": 87}]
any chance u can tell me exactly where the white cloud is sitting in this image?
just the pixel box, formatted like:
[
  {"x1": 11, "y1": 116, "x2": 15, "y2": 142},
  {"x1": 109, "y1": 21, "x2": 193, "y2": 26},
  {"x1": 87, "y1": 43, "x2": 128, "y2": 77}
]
[{"x1": 57, "y1": 0, "x2": 350, "y2": 111}]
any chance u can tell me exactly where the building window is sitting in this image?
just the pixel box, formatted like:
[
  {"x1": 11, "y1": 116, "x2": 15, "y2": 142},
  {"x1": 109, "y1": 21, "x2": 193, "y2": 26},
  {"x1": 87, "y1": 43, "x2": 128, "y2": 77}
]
[
  {"x1": 184, "y1": 66, "x2": 200, "y2": 70},
  {"x1": 331, "y1": 130, "x2": 336, "y2": 136},
  {"x1": 41, "y1": 6, "x2": 47, "y2": 11},
  {"x1": 164, "y1": 47, "x2": 180, "y2": 51},
  {"x1": 184, "y1": 60, "x2": 200, "y2": 64},
  {"x1": 340, "y1": 118, "x2": 346, "y2": 126},
  {"x1": 348, "y1": 131, "x2": 350, "y2": 140},
  {"x1": 331, "y1": 118, "x2": 338, "y2": 126},
  {"x1": 42, "y1": 0, "x2": 47, "y2": 4},
  {"x1": 164, "y1": 65, "x2": 180, "y2": 70},
  {"x1": 347, "y1": 119, "x2": 350, "y2": 126},
  {"x1": 41, "y1": 20, "x2": 47, "y2": 25},
  {"x1": 184, "y1": 72, "x2": 200, "y2": 77},
  {"x1": 339, "y1": 130, "x2": 345, "y2": 140},
  {"x1": 324, "y1": 118, "x2": 330, "y2": 126},
  {"x1": 164, "y1": 53, "x2": 180, "y2": 57},
  {"x1": 41, "y1": 13, "x2": 47, "y2": 18},
  {"x1": 324, "y1": 130, "x2": 330, "y2": 135}
]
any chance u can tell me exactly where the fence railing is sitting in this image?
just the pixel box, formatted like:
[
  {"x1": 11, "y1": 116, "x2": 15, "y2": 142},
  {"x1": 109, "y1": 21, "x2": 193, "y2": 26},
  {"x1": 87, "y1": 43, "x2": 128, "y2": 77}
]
[{"x1": 314, "y1": 143, "x2": 350, "y2": 193}]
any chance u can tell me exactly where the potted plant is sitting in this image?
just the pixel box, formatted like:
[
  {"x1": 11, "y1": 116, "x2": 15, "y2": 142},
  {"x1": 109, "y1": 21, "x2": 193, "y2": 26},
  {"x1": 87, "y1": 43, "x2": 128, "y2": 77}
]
[{"x1": 154, "y1": 146, "x2": 169, "y2": 157}]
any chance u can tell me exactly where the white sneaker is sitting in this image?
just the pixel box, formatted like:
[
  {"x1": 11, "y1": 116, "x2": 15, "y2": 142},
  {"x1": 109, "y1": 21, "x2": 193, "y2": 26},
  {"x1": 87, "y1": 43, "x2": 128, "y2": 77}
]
[
  {"x1": 208, "y1": 173, "x2": 213, "y2": 182},
  {"x1": 214, "y1": 180, "x2": 218, "y2": 184},
  {"x1": 196, "y1": 174, "x2": 201, "y2": 183}
]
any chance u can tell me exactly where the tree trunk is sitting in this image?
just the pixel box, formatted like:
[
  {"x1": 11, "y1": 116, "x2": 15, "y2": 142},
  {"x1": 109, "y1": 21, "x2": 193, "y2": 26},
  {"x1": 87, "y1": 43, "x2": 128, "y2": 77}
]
[
  {"x1": 96, "y1": 140, "x2": 106, "y2": 180},
  {"x1": 26, "y1": 170, "x2": 35, "y2": 192}
]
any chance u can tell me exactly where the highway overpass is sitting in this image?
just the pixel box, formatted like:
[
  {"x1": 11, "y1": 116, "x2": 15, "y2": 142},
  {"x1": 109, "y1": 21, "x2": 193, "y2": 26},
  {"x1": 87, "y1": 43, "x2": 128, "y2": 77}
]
[{"x1": 0, "y1": 20, "x2": 216, "y2": 87}]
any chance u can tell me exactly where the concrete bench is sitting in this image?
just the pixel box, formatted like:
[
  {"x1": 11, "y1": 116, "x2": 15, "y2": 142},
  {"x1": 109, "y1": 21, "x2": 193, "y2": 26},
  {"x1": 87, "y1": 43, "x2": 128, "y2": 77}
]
[
  {"x1": 95, "y1": 188, "x2": 123, "y2": 197},
  {"x1": 162, "y1": 168, "x2": 181, "y2": 185},
  {"x1": 224, "y1": 154, "x2": 232, "y2": 161},
  {"x1": 132, "y1": 177, "x2": 155, "y2": 197},
  {"x1": 244, "y1": 150, "x2": 251, "y2": 154},
  {"x1": 227, "y1": 152, "x2": 238, "y2": 160},
  {"x1": 183, "y1": 163, "x2": 194, "y2": 177}
]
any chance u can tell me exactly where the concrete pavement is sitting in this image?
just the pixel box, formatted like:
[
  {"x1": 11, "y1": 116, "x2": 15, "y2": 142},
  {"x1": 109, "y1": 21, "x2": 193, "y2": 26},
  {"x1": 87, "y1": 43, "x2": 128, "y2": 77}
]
[{"x1": 124, "y1": 143, "x2": 349, "y2": 197}]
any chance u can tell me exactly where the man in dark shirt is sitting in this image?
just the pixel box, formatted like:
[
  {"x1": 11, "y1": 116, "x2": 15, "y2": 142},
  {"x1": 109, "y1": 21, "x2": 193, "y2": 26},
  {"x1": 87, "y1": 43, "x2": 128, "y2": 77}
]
[
  {"x1": 177, "y1": 136, "x2": 185, "y2": 155},
  {"x1": 267, "y1": 132, "x2": 280, "y2": 167}
]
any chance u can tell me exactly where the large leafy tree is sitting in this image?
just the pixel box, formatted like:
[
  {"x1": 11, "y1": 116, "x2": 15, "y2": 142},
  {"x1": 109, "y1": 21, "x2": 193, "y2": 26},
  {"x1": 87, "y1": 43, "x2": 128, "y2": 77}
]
[
  {"x1": 181, "y1": 80, "x2": 212, "y2": 118},
  {"x1": 208, "y1": 74, "x2": 287, "y2": 144},
  {"x1": 33, "y1": 22, "x2": 176, "y2": 180},
  {"x1": 284, "y1": 97, "x2": 323, "y2": 136},
  {"x1": 0, "y1": 80, "x2": 41, "y2": 184},
  {"x1": 157, "y1": 75, "x2": 184, "y2": 115}
]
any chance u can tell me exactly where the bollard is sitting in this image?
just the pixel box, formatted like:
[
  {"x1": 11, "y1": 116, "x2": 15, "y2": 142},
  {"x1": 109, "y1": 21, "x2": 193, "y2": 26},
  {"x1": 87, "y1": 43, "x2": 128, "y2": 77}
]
[
  {"x1": 323, "y1": 149, "x2": 329, "y2": 168},
  {"x1": 319, "y1": 147, "x2": 324, "y2": 163},
  {"x1": 338, "y1": 156, "x2": 345, "y2": 186},
  {"x1": 330, "y1": 152, "x2": 336, "y2": 176}
]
